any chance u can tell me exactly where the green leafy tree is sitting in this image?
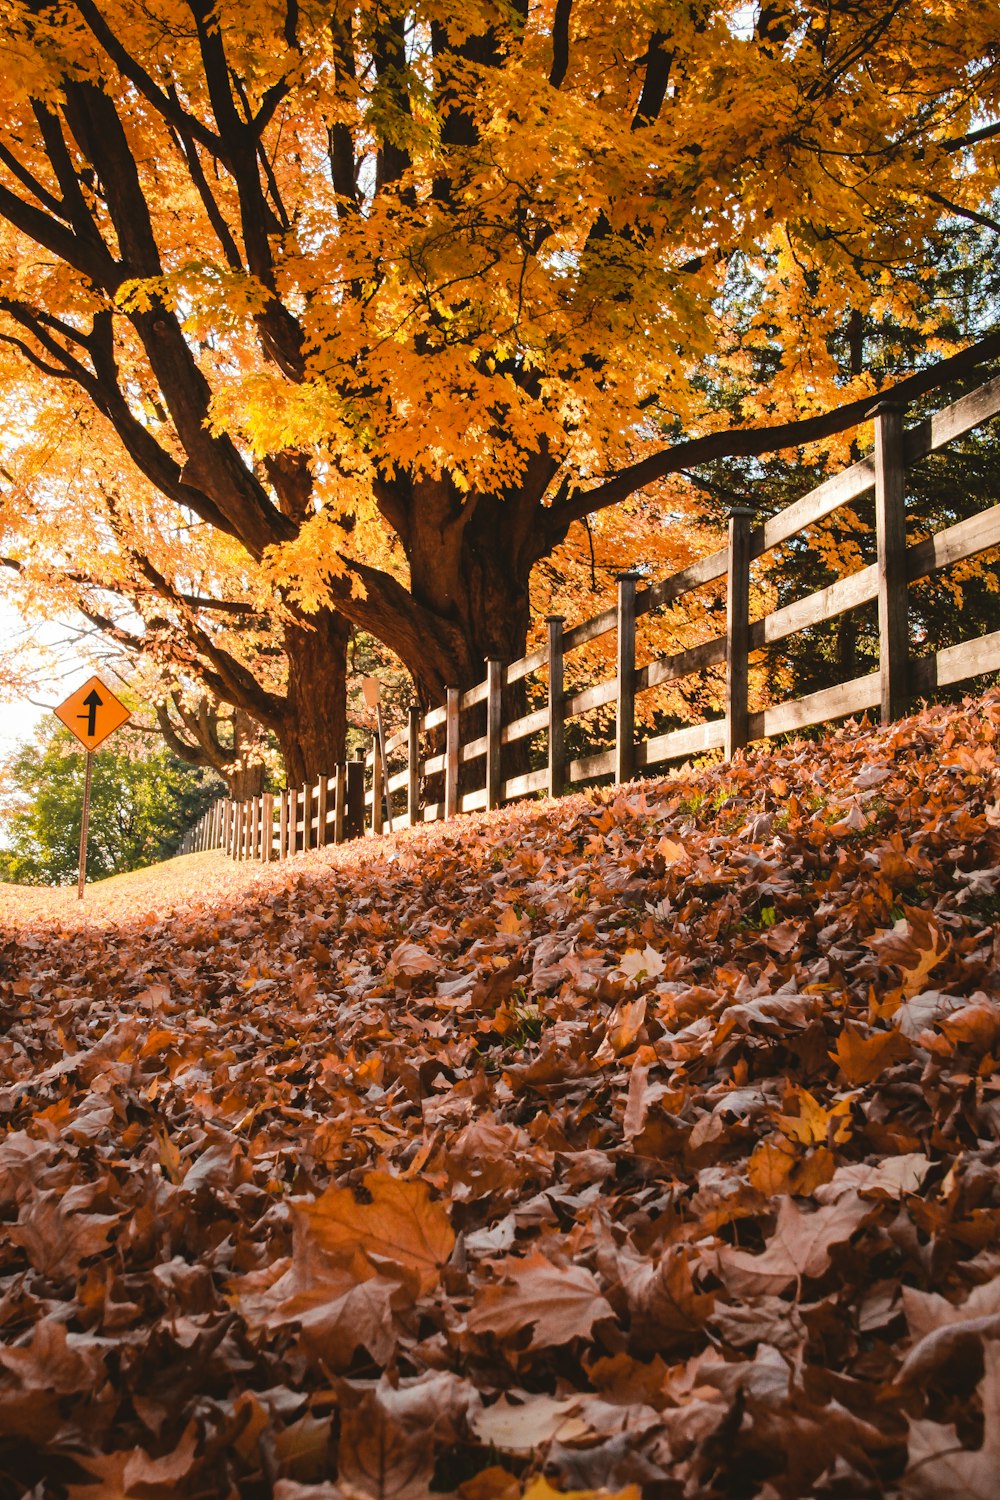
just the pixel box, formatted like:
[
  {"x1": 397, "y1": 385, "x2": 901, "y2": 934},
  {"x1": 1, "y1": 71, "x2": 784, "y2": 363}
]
[{"x1": 0, "y1": 724, "x2": 220, "y2": 885}]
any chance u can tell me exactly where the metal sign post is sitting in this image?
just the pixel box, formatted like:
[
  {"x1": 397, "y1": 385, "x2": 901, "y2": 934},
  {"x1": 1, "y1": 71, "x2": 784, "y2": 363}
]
[
  {"x1": 53, "y1": 675, "x2": 132, "y2": 900},
  {"x1": 77, "y1": 751, "x2": 94, "y2": 900}
]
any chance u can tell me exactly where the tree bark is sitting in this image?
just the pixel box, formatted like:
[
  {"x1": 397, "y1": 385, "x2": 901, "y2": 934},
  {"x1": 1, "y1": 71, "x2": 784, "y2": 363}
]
[
  {"x1": 228, "y1": 761, "x2": 266, "y2": 801},
  {"x1": 383, "y1": 474, "x2": 551, "y2": 705},
  {"x1": 276, "y1": 608, "x2": 350, "y2": 785}
]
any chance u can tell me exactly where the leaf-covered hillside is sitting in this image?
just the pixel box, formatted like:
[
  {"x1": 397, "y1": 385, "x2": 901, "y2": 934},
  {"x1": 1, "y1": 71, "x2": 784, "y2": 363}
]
[{"x1": 2, "y1": 692, "x2": 1000, "y2": 1499}]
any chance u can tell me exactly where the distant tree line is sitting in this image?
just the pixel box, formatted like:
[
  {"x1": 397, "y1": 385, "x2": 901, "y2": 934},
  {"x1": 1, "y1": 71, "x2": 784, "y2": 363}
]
[{"x1": 0, "y1": 726, "x2": 220, "y2": 885}]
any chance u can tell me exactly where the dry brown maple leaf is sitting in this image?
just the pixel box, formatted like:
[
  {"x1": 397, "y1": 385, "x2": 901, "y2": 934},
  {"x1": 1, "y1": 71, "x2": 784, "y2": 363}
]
[
  {"x1": 337, "y1": 1394, "x2": 435, "y2": 1500},
  {"x1": 0, "y1": 1318, "x2": 106, "y2": 1395},
  {"x1": 471, "y1": 1393, "x2": 590, "y2": 1453},
  {"x1": 902, "y1": 1341, "x2": 1000, "y2": 1498},
  {"x1": 618, "y1": 1244, "x2": 715, "y2": 1350},
  {"x1": 64, "y1": 1420, "x2": 199, "y2": 1498},
  {"x1": 748, "y1": 1138, "x2": 836, "y2": 1197},
  {"x1": 270, "y1": 1277, "x2": 399, "y2": 1371},
  {"x1": 715, "y1": 1194, "x2": 872, "y2": 1295},
  {"x1": 296, "y1": 1171, "x2": 454, "y2": 1294},
  {"x1": 467, "y1": 1250, "x2": 615, "y2": 1350},
  {"x1": 903, "y1": 1274, "x2": 1000, "y2": 1344},
  {"x1": 9, "y1": 1188, "x2": 118, "y2": 1281},
  {"x1": 831, "y1": 1023, "x2": 910, "y2": 1084}
]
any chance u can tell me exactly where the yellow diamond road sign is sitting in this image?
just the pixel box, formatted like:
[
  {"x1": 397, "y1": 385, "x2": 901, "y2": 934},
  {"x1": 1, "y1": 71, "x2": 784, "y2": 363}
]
[{"x1": 54, "y1": 675, "x2": 131, "y2": 751}]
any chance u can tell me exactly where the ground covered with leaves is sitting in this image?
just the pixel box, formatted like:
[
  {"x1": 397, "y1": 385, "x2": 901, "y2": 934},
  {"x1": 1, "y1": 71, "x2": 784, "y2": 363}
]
[{"x1": 2, "y1": 693, "x2": 1000, "y2": 1500}]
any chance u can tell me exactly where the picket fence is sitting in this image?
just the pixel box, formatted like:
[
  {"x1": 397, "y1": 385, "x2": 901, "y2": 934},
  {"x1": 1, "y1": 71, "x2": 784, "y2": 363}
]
[{"x1": 179, "y1": 374, "x2": 1000, "y2": 862}]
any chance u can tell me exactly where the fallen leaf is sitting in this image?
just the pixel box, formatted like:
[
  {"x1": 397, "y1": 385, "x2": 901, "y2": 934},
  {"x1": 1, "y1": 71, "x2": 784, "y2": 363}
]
[
  {"x1": 716, "y1": 1195, "x2": 872, "y2": 1294},
  {"x1": 472, "y1": 1394, "x2": 590, "y2": 1453},
  {"x1": 902, "y1": 1341, "x2": 1000, "y2": 1497},
  {"x1": 468, "y1": 1252, "x2": 615, "y2": 1350},
  {"x1": 296, "y1": 1173, "x2": 454, "y2": 1293}
]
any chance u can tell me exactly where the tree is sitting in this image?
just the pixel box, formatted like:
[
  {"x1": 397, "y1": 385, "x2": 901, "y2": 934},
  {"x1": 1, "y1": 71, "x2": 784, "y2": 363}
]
[
  {"x1": 0, "y1": 723, "x2": 218, "y2": 883},
  {"x1": 0, "y1": 405, "x2": 349, "y2": 786},
  {"x1": 670, "y1": 211, "x2": 1000, "y2": 706},
  {"x1": 156, "y1": 692, "x2": 271, "y2": 800},
  {"x1": 0, "y1": 0, "x2": 997, "y2": 758}
]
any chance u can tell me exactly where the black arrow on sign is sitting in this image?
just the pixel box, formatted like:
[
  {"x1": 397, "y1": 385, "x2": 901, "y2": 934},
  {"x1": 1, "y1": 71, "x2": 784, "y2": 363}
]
[{"x1": 78, "y1": 688, "x2": 103, "y2": 737}]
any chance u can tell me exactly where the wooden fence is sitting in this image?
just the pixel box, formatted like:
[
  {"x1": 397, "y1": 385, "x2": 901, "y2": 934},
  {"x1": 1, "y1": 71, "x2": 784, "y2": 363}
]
[{"x1": 180, "y1": 373, "x2": 1000, "y2": 862}]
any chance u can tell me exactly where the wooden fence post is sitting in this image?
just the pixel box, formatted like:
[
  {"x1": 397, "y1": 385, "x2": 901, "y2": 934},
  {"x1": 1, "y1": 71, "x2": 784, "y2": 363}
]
[
  {"x1": 262, "y1": 792, "x2": 274, "y2": 861},
  {"x1": 726, "y1": 506, "x2": 754, "y2": 758},
  {"x1": 301, "y1": 782, "x2": 312, "y2": 853},
  {"x1": 874, "y1": 401, "x2": 909, "y2": 722},
  {"x1": 316, "y1": 775, "x2": 329, "y2": 847},
  {"x1": 546, "y1": 615, "x2": 565, "y2": 799},
  {"x1": 371, "y1": 736, "x2": 384, "y2": 835},
  {"x1": 486, "y1": 660, "x2": 503, "y2": 811},
  {"x1": 615, "y1": 573, "x2": 638, "y2": 785},
  {"x1": 347, "y1": 755, "x2": 365, "y2": 838},
  {"x1": 407, "y1": 707, "x2": 420, "y2": 828},
  {"x1": 278, "y1": 789, "x2": 287, "y2": 859},
  {"x1": 334, "y1": 764, "x2": 346, "y2": 843},
  {"x1": 445, "y1": 686, "x2": 460, "y2": 819},
  {"x1": 290, "y1": 786, "x2": 300, "y2": 856}
]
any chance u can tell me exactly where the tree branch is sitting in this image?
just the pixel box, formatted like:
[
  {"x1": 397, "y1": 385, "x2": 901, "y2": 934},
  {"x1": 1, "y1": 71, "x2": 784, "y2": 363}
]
[
  {"x1": 71, "y1": 0, "x2": 225, "y2": 162},
  {"x1": 631, "y1": 33, "x2": 672, "y2": 132},
  {"x1": 549, "y1": 0, "x2": 572, "y2": 89},
  {"x1": 550, "y1": 328, "x2": 1000, "y2": 532},
  {"x1": 943, "y1": 118, "x2": 1000, "y2": 152},
  {"x1": 927, "y1": 189, "x2": 1000, "y2": 235}
]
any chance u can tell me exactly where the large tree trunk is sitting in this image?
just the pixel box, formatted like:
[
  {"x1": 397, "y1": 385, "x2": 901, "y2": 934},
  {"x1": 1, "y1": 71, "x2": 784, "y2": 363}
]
[
  {"x1": 392, "y1": 479, "x2": 549, "y2": 706},
  {"x1": 386, "y1": 485, "x2": 554, "y2": 793},
  {"x1": 228, "y1": 761, "x2": 266, "y2": 801},
  {"x1": 277, "y1": 608, "x2": 351, "y2": 785}
]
